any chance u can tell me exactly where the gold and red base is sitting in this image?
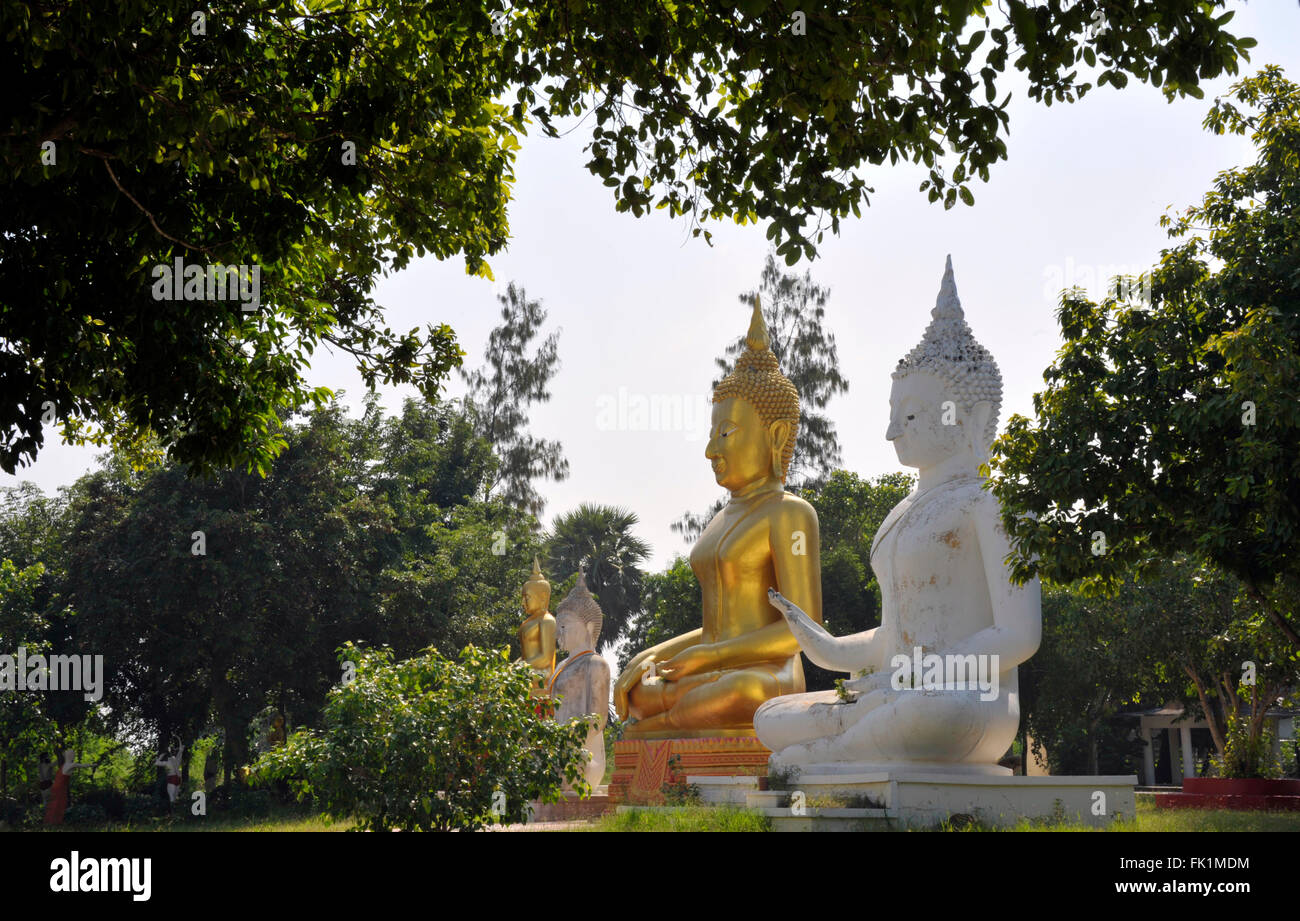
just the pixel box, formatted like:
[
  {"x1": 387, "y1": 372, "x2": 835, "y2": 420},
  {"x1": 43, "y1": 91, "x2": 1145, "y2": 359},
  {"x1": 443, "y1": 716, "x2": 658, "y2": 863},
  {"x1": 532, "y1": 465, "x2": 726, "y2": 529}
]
[{"x1": 609, "y1": 737, "x2": 771, "y2": 804}]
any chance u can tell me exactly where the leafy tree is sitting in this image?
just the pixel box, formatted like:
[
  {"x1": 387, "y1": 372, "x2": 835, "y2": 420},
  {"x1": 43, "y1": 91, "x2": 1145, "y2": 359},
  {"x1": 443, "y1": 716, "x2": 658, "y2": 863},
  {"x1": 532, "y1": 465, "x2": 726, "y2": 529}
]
[
  {"x1": 547, "y1": 504, "x2": 650, "y2": 650},
  {"x1": 368, "y1": 396, "x2": 544, "y2": 659},
  {"x1": 1, "y1": 1, "x2": 472, "y2": 476},
  {"x1": 991, "y1": 66, "x2": 1300, "y2": 652},
  {"x1": 1024, "y1": 582, "x2": 1158, "y2": 777},
  {"x1": 1025, "y1": 557, "x2": 1298, "y2": 777},
  {"x1": 252, "y1": 643, "x2": 590, "y2": 832},
  {"x1": 0, "y1": 483, "x2": 71, "y2": 572},
  {"x1": 54, "y1": 396, "x2": 540, "y2": 781},
  {"x1": 520, "y1": 0, "x2": 1252, "y2": 261},
  {"x1": 1, "y1": 1, "x2": 1254, "y2": 474},
  {"x1": 0, "y1": 560, "x2": 58, "y2": 796},
  {"x1": 460, "y1": 283, "x2": 568, "y2": 516},
  {"x1": 377, "y1": 501, "x2": 544, "y2": 659}
]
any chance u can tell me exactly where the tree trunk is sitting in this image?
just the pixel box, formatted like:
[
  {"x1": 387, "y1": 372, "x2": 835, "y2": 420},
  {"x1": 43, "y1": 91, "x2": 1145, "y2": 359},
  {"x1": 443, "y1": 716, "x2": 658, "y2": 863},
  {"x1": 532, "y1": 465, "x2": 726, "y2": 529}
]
[
  {"x1": 212, "y1": 670, "x2": 248, "y2": 787},
  {"x1": 1088, "y1": 712, "x2": 1101, "y2": 776},
  {"x1": 1184, "y1": 664, "x2": 1225, "y2": 756}
]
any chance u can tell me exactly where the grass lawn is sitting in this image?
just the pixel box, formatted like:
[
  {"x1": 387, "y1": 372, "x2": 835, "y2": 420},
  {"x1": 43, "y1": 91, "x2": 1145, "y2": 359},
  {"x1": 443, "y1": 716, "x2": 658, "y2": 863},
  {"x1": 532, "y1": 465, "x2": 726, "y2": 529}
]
[
  {"x1": 589, "y1": 805, "x2": 772, "y2": 832},
  {"x1": 28, "y1": 806, "x2": 353, "y2": 833},
  {"x1": 585, "y1": 799, "x2": 1300, "y2": 832},
  {"x1": 20, "y1": 798, "x2": 1300, "y2": 832}
]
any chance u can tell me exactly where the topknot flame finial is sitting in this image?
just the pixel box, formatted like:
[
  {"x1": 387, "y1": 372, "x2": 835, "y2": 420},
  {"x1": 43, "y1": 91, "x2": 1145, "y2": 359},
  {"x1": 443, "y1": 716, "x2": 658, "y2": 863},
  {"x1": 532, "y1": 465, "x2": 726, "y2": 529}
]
[
  {"x1": 933, "y1": 254, "x2": 962, "y2": 321},
  {"x1": 746, "y1": 295, "x2": 770, "y2": 351}
]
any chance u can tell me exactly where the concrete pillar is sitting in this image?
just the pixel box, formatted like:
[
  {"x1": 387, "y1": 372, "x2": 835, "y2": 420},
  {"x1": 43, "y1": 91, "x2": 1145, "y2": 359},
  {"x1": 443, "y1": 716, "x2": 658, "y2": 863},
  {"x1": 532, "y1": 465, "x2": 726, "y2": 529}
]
[
  {"x1": 1170, "y1": 729, "x2": 1183, "y2": 784},
  {"x1": 1141, "y1": 726, "x2": 1155, "y2": 787},
  {"x1": 1181, "y1": 726, "x2": 1195, "y2": 781}
]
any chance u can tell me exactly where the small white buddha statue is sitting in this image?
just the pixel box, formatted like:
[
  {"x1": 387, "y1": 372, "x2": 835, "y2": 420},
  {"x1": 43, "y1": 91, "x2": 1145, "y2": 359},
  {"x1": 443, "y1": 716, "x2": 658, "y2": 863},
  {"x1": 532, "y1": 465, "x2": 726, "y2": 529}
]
[
  {"x1": 549, "y1": 570, "x2": 611, "y2": 789},
  {"x1": 753, "y1": 256, "x2": 1041, "y2": 774}
]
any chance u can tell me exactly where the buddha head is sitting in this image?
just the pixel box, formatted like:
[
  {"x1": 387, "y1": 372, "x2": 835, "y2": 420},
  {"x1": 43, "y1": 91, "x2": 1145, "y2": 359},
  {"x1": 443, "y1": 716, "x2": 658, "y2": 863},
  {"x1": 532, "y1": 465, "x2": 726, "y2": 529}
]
[
  {"x1": 707, "y1": 297, "x2": 801, "y2": 491},
  {"x1": 887, "y1": 256, "x2": 1002, "y2": 470},
  {"x1": 555, "y1": 567, "x2": 603, "y2": 652},
  {"x1": 522, "y1": 557, "x2": 551, "y2": 616}
]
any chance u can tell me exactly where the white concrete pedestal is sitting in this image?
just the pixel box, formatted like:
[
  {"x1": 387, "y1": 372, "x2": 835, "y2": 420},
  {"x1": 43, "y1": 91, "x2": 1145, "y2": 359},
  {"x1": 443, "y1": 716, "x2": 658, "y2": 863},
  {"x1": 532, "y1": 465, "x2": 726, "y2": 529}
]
[{"x1": 692, "y1": 771, "x2": 1138, "y2": 830}]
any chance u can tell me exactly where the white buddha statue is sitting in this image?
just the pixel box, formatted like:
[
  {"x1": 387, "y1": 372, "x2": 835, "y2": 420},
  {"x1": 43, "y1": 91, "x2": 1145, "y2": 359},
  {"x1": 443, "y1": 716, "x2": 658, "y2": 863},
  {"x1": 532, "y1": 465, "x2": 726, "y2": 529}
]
[
  {"x1": 753, "y1": 256, "x2": 1041, "y2": 775},
  {"x1": 549, "y1": 570, "x2": 611, "y2": 789}
]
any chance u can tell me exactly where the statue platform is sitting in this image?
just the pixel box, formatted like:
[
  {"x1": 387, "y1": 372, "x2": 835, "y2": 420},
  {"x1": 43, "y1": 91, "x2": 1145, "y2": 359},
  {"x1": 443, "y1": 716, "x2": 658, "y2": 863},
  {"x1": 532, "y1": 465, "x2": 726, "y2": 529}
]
[
  {"x1": 609, "y1": 737, "x2": 771, "y2": 804},
  {"x1": 689, "y1": 770, "x2": 1138, "y2": 830},
  {"x1": 527, "y1": 786, "x2": 616, "y2": 822}
]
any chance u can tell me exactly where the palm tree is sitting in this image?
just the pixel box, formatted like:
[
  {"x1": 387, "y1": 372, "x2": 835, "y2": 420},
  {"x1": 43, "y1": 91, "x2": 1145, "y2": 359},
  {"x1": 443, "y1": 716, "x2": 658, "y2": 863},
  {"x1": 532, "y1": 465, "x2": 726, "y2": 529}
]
[{"x1": 546, "y1": 504, "x2": 651, "y2": 651}]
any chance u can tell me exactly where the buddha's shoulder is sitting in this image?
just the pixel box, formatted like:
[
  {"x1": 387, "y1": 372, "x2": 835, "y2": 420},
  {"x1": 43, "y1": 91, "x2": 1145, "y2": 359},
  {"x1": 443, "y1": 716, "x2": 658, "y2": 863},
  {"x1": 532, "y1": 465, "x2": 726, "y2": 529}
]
[
  {"x1": 931, "y1": 479, "x2": 999, "y2": 516},
  {"x1": 770, "y1": 491, "x2": 819, "y2": 527},
  {"x1": 561, "y1": 653, "x2": 610, "y2": 682}
]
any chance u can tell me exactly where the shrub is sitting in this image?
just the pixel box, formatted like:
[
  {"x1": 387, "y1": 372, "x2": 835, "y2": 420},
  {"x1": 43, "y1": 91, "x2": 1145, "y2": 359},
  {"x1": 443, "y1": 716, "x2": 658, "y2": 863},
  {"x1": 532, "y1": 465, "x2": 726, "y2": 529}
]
[
  {"x1": 226, "y1": 789, "x2": 273, "y2": 817},
  {"x1": 122, "y1": 794, "x2": 159, "y2": 822},
  {"x1": 79, "y1": 788, "x2": 126, "y2": 821},
  {"x1": 1213, "y1": 713, "x2": 1283, "y2": 780},
  {"x1": 63, "y1": 803, "x2": 107, "y2": 826},
  {"x1": 0, "y1": 797, "x2": 23, "y2": 827},
  {"x1": 252, "y1": 643, "x2": 590, "y2": 832}
]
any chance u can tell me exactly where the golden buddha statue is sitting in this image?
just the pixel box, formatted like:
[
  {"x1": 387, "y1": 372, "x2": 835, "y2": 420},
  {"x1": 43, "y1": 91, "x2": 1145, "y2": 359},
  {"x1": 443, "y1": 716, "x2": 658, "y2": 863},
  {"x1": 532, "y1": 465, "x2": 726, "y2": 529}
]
[
  {"x1": 614, "y1": 298, "x2": 823, "y2": 738},
  {"x1": 517, "y1": 557, "x2": 556, "y2": 693}
]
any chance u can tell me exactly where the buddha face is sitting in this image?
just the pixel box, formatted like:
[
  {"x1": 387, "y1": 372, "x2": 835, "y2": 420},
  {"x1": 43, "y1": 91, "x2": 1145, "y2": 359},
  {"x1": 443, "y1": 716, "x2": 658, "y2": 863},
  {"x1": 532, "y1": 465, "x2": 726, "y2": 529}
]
[
  {"x1": 555, "y1": 613, "x2": 589, "y2": 654},
  {"x1": 522, "y1": 583, "x2": 549, "y2": 616},
  {"x1": 886, "y1": 371, "x2": 969, "y2": 469},
  {"x1": 705, "y1": 397, "x2": 788, "y2": 492}
]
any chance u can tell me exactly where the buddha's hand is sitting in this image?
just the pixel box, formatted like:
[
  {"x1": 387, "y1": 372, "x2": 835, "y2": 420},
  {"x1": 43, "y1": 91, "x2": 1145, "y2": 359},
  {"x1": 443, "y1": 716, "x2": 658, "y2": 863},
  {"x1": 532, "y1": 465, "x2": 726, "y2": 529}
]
[
  {"x1": 656, "y1": 644, "x2": 719, "y2": 681},
  {"x1": 613, "y1": 656, "x2": 651, "y2": 718},
  {"x1": 767, "y1": 589, "x2": 829, "y2": 643}
]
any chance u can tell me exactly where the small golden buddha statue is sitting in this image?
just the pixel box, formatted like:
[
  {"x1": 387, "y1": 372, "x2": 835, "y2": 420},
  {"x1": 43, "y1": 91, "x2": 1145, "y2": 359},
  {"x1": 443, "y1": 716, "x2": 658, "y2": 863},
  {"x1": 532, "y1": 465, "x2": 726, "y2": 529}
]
[
  {"x1": 614, "y1": 298, "x2": 823, "y2": 738},
  {"x1": 517, "y1": 557, "x2": 556, "y2": 693}
]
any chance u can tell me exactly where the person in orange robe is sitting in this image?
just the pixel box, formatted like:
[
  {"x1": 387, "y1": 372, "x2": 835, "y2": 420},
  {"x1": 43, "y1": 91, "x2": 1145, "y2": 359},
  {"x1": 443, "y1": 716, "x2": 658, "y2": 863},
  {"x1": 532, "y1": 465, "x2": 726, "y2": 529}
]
[{"x1": 44, "y1": 749, "x2": 89, "y2": 825}]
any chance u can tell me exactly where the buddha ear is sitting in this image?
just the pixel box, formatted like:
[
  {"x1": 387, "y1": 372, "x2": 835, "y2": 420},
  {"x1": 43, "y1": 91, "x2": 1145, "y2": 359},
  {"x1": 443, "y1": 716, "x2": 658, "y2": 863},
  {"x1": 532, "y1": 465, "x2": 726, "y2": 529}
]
[
  {"x1": 969, "y1": 401, "x2": 994, "y2": 456},
  {"x1": 768, "y1": 419, "x2": 791, "y2": 479}
]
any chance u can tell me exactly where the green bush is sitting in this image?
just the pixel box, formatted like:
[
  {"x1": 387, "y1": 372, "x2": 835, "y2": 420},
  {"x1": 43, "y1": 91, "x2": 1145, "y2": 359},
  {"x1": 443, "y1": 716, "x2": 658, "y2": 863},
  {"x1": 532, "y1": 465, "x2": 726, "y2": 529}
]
[
  {"x1": 0, "y1": 797, "x2": 23, "y2": 827},
  {"x1": 252, "y1": 643, "x2": 590, "y2": 832},
  {"x1": 226, "y1": 789, "x2": 273, "y2": 817},
  {"x1": 1213, "y1": 713, "x2": 1282, "y2": 780},
  {"x1": 64, "y1": 803, "x2": 107, "y2": 826},
  {"x1": 122, "y1": 793, "x2": 159, "y2": 822},
  {"x1": 79, "y1": 788, "x2": 126, "y2": 821}
]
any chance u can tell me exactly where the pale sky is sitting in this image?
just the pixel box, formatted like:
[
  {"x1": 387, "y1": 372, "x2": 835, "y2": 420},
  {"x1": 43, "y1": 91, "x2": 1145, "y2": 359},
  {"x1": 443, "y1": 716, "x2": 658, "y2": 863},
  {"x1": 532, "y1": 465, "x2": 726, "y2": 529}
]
[{"x1": 7, "y1": 2, "x2": 1299, "y2": 573}]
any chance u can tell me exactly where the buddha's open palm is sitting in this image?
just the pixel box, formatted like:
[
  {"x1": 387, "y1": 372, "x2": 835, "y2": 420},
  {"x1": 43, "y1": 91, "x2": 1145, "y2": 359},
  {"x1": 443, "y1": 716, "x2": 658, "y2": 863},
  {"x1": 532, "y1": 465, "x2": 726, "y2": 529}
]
[
  {"x1": 767, "y1": 588, "x2": 827, "y2": 644},
  {"x1": 767, "y1": 587, "x2": 877, "y2": 675}
]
